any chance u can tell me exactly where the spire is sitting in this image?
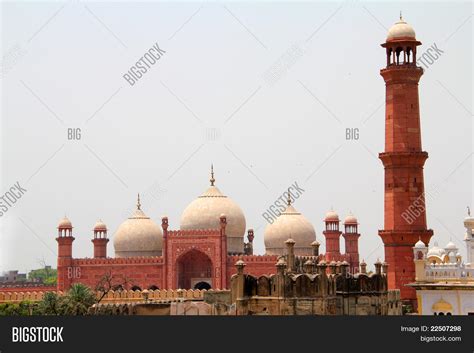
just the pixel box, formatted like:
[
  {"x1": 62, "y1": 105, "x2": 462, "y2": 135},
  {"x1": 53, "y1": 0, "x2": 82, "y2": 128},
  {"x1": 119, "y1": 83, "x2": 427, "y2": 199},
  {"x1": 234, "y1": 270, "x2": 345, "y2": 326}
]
[
  {"x1": 137, "y1": 193, "x2": 141, "y2": 210},
  {"x1": 210, "y1": 164, "x2": 215, "y2": 186},
  {"x1": 468, "y1": 206, "x2": 471, "y2": 217},
  {"x1": 399, "y1": 10, "x2": 402, "y2": 20},
  {"x1": 287, "y1": 188, "x2": 291, "y2": 206}
]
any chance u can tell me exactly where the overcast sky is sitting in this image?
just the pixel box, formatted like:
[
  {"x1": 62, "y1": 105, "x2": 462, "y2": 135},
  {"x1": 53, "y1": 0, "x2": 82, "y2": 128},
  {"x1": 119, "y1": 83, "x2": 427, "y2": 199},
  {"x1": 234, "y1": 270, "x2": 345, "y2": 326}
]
[{"x1": 0, "y1": 1, "x2": 472, "y2": 273}]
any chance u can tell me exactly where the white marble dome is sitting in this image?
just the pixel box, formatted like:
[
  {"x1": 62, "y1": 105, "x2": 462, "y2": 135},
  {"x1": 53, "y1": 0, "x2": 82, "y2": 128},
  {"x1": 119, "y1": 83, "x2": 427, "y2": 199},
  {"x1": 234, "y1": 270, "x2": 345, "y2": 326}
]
[
  {"x1": 414, "y1": 239, "x2": 426, "y2": 249},
  {"x1": 464, "y1": 209, "x2": 474, "y2": 229},
  {"x1": 387, "y1": 17, "x2": 416, "y2": 41},
  {"x1": 427, "y1": 242, "x2": 446, "y2": 259},
  {"x1": 180, "y1": 169, "x2": 246, "y2": 254},
  {"x1": 264, "y1": 203, "x2": 316, "y2": 256},
  {"x1": 445, "y1": 241, "x2": 457, "y2": 251},
  {"x1": 113, "y1": 197, "x2": 162, "y2": 258}
]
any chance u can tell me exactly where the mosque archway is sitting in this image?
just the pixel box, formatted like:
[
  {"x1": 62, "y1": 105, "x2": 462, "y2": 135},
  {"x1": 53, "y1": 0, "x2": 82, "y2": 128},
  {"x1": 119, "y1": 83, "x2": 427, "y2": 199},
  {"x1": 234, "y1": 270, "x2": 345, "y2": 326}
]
[
  {"x1": 194, "y1": 281, "x2": 211, "y2": 290},
  {"x1": 176, "y1": 249, "x2": 213, "y2": 289}
]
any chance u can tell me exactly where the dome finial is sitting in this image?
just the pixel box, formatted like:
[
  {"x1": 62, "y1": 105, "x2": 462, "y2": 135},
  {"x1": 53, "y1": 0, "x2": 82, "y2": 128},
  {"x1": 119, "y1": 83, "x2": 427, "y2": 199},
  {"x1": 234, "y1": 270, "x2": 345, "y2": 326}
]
[
  {"x1": 137, "y1": 193, "x2": 141, "y2": 210},
  {"x1": 287, "y1": 188, "x2": 291, "y2": 206},
  {"x1": 400, "y1": 11, "x2": 402, "y2": 20},
  {"x1": 210, "y1": 164, "x2": 215, "y2": 186},
  {"x1": 468, "y1": 206, "x2": 471, "y2": 217}
]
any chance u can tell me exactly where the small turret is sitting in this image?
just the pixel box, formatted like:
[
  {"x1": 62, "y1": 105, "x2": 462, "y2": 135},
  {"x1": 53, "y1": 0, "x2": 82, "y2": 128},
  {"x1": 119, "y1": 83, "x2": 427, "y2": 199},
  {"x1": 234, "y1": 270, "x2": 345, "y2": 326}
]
[{"x1": 92, "y1": 220, "x2": 109, "y2": 258}]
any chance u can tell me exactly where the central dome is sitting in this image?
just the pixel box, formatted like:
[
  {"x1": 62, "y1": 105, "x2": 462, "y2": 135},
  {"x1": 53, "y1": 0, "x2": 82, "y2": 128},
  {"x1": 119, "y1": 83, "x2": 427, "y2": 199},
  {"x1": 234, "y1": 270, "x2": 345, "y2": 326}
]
[
  {"x1": 180, "y1": 166, "x2": 246, "y2": 254},
  {"x1": 264, "y1": 197, "x2": 316, "y2": 256},
  {"x1": 113, "y1": 195, "x2": 163, "y2": 258}
]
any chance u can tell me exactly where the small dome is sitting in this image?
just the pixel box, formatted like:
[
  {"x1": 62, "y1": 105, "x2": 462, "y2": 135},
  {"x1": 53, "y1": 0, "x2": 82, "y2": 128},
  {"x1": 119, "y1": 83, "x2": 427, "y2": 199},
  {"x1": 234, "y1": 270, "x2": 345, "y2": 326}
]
[
  {"x1": 414, "y1": 239, "x2": 426, "y2": 249},
  {"x1": 113, "y1": 196, "x2": 162, "y2": 258},
  {"x1": 387, "y1": 16, "x2": 416, "y2": 41},
  {"x1": 264, "y1": 203, "x2": 316, "y2": 256},
  {"x1": 445, "y1": 241, "x2": 457, "y2": 250},
  {"x1": 325, "y1": 210, "x2": 339, "y2": 222},
  {"x1": 464, "y1": 208, "x2": 474, "y2": 227},
  {"x1": 427, "y1": 242, "x2": 446, "y2": 259},
  {"x1": 180, "y1": 167, "x2": 246, "y2": 254},
  {"x1": 58, "y1": 217, "x2": 72, "y2": 228},
  {"x1": 464, "y1": 216, "x2": 474, "y2": 224},
  {"x1": 94, "y1": 220, "x2": 107, "y2": 231},
  {"x1": 344, "y1": 213, "x2": 358, "y2": 224}
]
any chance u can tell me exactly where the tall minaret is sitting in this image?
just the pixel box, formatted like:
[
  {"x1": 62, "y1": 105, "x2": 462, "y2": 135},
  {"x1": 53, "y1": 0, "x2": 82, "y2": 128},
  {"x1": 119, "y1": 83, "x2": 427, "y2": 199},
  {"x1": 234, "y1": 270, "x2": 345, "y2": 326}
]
[
  {"x1": 342, "y1": 213, "x2": 360, "y2": 273},
  {"x1": 323, "y1": 210, "x2": 341, "y2": 262},
  {"x1": 378, "y1": 15, "x2": 433, "y2": 305},
  {"x1": 92, "y1": 220, "x2": 108, "y2": 258},
  {"x1": 56, "y1": 216, "x2": 75, "y2": 291},
  {"x1": 464, "y1": 207, "x2": 474, "y2": 265}
]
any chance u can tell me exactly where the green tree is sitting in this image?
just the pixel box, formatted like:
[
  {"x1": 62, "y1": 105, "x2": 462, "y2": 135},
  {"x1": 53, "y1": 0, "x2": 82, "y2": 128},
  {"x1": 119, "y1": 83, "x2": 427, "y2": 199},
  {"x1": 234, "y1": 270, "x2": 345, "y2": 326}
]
[
  {"x1": 38, "y1": 291, "x2": 63, "y2": 315},
  {"x1": 0, "y1": 301, "x2": 37, "y2": 316},
  {"x1": 61, "y1": 283, "x2": 97, "y2": 315},
  {"x1": 28, "y1": 267, "x2": 57, "y2": 285}
]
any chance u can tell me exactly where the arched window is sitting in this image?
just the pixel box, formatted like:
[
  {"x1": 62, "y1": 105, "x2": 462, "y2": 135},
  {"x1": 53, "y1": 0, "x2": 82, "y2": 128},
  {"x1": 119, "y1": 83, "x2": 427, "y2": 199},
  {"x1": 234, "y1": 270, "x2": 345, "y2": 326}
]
[
  {"x1": 131, "y1": 285, "x2": 142, "y2": 291},
  {"x1": 148, "y1": 285, "x2": 159, "y2": 291},
  {"x1": 406, "y1": 47, "x2": 412, "y2": 63}
]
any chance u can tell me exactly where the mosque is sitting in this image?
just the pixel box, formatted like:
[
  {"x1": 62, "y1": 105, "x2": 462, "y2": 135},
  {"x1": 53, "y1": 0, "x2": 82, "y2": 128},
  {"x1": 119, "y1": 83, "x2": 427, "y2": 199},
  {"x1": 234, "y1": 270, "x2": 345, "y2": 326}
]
[
  {"x1": 0, "y1": 16, "x2": 441, "y2": 311},
  {"x1": 55, "y1": 168, "x2": 360, "y2": 292}
]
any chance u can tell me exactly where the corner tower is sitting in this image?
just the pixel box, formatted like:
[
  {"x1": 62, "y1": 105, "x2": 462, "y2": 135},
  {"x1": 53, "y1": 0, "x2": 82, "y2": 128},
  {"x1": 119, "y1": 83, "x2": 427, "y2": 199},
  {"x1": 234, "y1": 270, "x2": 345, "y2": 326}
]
[{"x1": 378, "y1": 15, "x2": 433, "y2": 304}]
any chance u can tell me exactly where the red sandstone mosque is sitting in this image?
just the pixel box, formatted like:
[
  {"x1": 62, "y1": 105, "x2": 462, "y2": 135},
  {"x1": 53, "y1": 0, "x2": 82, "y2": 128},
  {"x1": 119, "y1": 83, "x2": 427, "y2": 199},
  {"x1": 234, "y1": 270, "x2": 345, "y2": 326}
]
[
  {"x1": 56, "y1": 174, "x2": 361, "y2": 292},
  {"x1": 6, "y1": 16, "x2": 432, "y2": 309}
]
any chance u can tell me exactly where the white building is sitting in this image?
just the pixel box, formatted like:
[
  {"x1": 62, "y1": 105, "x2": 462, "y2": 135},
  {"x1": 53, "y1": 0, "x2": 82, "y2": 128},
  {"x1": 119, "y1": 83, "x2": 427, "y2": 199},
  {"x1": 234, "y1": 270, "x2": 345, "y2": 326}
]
[{"x1": 409, "y1": 210, "x2": 474, "y2": 315}]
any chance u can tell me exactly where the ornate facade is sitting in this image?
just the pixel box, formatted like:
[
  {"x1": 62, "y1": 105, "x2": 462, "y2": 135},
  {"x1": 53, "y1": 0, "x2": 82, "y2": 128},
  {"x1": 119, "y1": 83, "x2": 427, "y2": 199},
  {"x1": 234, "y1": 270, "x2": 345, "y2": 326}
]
[{"x1": 54, "y1": 173, "x2": 360, "y2": 292}]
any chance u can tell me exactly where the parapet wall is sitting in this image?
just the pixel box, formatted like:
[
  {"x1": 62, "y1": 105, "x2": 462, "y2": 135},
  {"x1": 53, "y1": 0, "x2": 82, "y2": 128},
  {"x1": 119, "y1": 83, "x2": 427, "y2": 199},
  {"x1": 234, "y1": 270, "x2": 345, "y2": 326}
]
[
  {"x1": 167, "y1": 229, "x2": 221, "y2": 237},
  {"x1": 72, "y1": 256, "x2": 163, "y2": 266},
  {"x1": 0, "y1": 290, "x2": 62, "y2": 303},
  {"x1": 228, "y1": 255, "x2": 278, "y2": 263},
  {"x1": 0, "y1": 285, "x2": 56, "y2": 293},
  {"x1": 0, "y1": 288, "x2": 207, "y2": 304},
  {"x1": 100, "y1": 289, "x2": 207, "y2": 303}
]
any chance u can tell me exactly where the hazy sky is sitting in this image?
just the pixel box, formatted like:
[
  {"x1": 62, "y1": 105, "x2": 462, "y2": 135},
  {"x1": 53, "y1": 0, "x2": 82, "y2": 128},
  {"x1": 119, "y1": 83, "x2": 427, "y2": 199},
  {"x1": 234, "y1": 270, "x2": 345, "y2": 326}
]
[{"x1": 1, "y1": 1, "x2": 472, "y2": 273}]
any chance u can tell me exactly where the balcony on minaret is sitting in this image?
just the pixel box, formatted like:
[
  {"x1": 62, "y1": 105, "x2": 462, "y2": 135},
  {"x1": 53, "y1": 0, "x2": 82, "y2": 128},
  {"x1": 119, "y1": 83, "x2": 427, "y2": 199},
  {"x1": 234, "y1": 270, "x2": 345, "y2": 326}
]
[{"x1": 381, "y1": 14, "x2": 422, "y2": 68}]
